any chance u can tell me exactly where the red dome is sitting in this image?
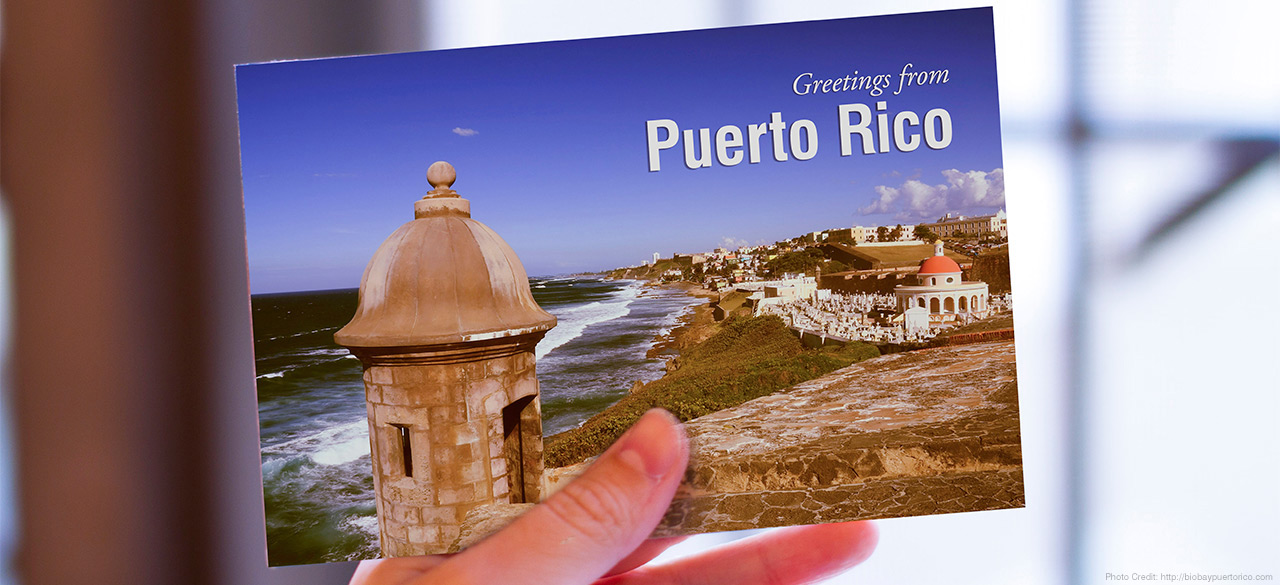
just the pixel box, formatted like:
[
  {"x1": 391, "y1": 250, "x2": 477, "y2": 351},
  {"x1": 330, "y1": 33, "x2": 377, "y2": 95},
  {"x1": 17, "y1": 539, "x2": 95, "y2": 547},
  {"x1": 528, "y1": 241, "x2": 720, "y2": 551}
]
[{"x1": 919, "y1": 255, "x2": 962, "y2": 275}]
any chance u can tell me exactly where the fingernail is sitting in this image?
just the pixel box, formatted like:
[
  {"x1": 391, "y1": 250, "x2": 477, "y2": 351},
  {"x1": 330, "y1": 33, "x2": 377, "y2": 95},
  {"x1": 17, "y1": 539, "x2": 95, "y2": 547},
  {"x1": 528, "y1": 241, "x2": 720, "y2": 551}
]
[{"x1": 616, "y1": 409, "x2": 685, "y2": 480}]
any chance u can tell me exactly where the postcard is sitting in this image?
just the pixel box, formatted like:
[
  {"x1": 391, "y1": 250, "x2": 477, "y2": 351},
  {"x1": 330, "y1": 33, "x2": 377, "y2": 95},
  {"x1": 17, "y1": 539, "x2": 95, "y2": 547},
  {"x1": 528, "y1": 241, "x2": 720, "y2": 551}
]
[{"x1": 237, "y1": 7, "x2": 1023, "y2": 566}]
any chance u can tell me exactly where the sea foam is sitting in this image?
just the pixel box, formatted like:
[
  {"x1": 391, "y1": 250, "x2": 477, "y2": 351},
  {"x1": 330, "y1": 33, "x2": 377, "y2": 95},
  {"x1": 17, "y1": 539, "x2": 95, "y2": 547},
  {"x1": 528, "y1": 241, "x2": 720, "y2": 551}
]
[
  {"x1": 265, "y1": 325, "x2": 340, "y2": 342},
  {"x1": 535, "y1": 284, "x2": 639, "y2": 360},
  {"x1": 263, "y1": 418, "x2": 370, "y2": 467}
]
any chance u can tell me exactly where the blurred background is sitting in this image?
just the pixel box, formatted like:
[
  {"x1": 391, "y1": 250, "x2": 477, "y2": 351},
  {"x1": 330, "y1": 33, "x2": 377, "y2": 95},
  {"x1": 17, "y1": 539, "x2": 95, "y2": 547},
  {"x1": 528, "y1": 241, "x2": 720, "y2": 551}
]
[{"x1": 0, "y1": 0, "x2": 1275, "y2": 583}]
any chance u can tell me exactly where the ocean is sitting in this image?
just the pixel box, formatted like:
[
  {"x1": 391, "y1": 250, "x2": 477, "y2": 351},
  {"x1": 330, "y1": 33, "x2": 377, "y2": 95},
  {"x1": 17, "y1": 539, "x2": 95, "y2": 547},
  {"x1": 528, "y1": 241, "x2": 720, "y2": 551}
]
[{"x1": 252, "y1": 277, "x2": 702, "y2": 565}]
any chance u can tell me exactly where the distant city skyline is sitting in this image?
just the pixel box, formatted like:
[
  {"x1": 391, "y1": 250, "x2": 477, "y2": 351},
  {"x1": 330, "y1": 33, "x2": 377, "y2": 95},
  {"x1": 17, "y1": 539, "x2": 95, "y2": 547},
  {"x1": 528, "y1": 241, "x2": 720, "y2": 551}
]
[{"x1": 237, "y1": 9, "x2": 1004, "y2": 294}]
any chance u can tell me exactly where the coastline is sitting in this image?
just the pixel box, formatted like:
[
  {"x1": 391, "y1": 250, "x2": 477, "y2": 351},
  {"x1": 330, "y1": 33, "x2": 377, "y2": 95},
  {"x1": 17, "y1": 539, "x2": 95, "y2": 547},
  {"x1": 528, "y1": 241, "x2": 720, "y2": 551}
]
[{"x1": 642, "y1": 281, "x2": 720, "y2": 359}]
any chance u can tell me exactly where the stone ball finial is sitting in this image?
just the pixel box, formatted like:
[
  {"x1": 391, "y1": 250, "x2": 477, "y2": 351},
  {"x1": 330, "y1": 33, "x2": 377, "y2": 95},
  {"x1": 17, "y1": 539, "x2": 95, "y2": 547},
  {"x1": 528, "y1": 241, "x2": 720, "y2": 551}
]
[
  {"x1": 418, "y1": 160, "x2": 465, "y2": 215},
  {"x1": 427, "y1": 161, "x2": 456, "y2": 190}
]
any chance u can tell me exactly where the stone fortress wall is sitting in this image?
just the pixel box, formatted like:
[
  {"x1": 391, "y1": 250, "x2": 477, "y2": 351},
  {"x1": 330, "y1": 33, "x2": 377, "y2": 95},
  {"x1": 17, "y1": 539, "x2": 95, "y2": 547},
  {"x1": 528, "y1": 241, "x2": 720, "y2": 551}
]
[{"x1": 458, "y1": 339, "x2": 1025, "y2": 548}]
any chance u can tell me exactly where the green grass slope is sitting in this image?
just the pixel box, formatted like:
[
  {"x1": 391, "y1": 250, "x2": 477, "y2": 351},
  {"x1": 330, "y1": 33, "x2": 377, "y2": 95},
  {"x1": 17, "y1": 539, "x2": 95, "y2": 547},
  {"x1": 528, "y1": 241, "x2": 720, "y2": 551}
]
[{"x1": 545, "y1": 315, "x2": 879, "y2": 467}]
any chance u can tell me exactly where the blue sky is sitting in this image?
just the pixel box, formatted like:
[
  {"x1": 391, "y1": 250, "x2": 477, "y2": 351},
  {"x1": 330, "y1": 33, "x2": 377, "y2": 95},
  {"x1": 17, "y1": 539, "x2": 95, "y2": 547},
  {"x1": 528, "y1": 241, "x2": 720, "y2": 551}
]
[{"x1": 237, "y1": 8, "x2": 1005, "y2": 293}]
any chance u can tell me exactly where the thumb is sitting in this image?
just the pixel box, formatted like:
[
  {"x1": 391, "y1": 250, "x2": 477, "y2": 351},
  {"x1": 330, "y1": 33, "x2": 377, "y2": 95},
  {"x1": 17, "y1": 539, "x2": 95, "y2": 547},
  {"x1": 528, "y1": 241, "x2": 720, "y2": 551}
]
[{"x1": 430, "y1": 408, "x2": 688, "y2": 585}]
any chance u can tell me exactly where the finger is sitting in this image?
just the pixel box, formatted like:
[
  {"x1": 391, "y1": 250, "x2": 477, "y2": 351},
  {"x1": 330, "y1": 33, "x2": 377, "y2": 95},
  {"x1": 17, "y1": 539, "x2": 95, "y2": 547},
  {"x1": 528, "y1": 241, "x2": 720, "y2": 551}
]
[
  {"x1": 349, "y1": 555, "x2": 449, "y2": 585},
  {"x1": 603, "y1": 521, "x2": 877, "y2": 585},
  {"x1": 429, "y1": 409, "x2": 689, "y2": 585},
  {"x1": 604, "y1": 536, "x2": 688, "y2": 577}
]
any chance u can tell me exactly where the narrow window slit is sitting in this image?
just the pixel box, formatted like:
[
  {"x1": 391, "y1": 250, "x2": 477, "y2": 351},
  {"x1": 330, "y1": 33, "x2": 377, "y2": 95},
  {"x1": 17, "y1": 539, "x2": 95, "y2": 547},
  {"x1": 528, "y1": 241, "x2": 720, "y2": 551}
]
[{"x1": 391, "y1": 423, "x2": 413, "y2": 478}]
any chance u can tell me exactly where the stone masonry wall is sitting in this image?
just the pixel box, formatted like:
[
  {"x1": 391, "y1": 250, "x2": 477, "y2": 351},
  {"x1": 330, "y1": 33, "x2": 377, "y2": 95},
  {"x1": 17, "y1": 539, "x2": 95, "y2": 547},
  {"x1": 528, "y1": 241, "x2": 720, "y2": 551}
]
[
  {"x1": 363, "y1": 348, "x2": 542, "y2": 556},
  {"x1": 454, "y1": 340, "x2": 1024, "y2": 549},
  {"x1": 652, "y1": 339, "x2": 1023, "y2": 534}
]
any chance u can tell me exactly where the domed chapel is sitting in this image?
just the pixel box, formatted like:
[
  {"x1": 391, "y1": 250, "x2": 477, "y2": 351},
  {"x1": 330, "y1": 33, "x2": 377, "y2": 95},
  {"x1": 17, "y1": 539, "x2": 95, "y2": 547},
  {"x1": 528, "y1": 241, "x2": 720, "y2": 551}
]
[{"x1": 893, "y1": 239, "x2": 990, "y2": 324}]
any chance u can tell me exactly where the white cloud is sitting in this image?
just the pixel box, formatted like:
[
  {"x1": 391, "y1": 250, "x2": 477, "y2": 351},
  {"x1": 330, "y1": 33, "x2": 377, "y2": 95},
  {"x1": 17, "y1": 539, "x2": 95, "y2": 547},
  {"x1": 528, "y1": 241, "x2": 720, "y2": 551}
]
[
  {"x1": 859, "y1": 168, "x2": 1004, "y2": 220},
  {"x1": 452, "y1": 127, "x2": 478, "y2": 137},
  {"x1": 721, "y1": 236, "x2": 749, "y2": 249}
]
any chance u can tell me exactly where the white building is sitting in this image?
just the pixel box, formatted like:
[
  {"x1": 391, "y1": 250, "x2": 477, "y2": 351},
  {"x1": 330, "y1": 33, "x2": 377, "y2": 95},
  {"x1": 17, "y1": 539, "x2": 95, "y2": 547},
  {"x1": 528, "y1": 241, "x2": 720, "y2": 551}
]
[
  {"x1": 893, "y1": 240, "x2": 990, "y2": 324},
  {"x1": 849, "y1": 224, "x2": 919, "y2": 242},
  {"x1": 750, "y1": 276, "x2": 821, "y2": 316}
]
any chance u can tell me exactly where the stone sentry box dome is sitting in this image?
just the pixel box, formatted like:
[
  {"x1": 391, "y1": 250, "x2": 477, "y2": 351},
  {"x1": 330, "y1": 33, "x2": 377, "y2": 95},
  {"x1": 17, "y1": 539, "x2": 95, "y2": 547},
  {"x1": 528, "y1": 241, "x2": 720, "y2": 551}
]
[{"x1": 335, "y1": 161, "x2": 556, "y2": 556}]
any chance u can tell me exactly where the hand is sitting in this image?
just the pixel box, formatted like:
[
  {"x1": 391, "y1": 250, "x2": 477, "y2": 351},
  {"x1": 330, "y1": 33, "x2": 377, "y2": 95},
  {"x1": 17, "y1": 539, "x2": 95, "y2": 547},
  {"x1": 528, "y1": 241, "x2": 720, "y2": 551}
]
[{"x1": 350, "y1": 409, "x2": 877, "y2": 585}]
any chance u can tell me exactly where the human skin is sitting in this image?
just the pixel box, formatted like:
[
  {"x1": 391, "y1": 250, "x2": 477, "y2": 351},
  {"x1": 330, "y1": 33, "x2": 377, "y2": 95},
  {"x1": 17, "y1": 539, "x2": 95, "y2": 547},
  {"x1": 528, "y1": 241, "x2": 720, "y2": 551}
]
[{"x1": 350, "y1": 409, "x2": 878, "y2": 585}]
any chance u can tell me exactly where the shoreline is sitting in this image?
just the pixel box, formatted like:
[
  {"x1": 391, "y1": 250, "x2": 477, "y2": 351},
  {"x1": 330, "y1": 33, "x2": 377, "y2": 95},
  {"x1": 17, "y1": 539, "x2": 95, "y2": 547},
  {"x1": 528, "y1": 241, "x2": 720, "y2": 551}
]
[{"x1": 642, "y1": 281, "x2": 720, "y2": 360}]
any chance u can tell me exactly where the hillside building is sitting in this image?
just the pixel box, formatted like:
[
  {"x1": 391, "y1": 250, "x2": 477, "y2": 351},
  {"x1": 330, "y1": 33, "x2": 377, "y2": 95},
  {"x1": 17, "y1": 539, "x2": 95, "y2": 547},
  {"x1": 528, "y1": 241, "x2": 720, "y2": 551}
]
[
  {"x1": 919, "y1": 209, "x2": 1007, "y2": 239},
  {"x1": 893, "y1": 240, "x2": 990, "y2": 324}
]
